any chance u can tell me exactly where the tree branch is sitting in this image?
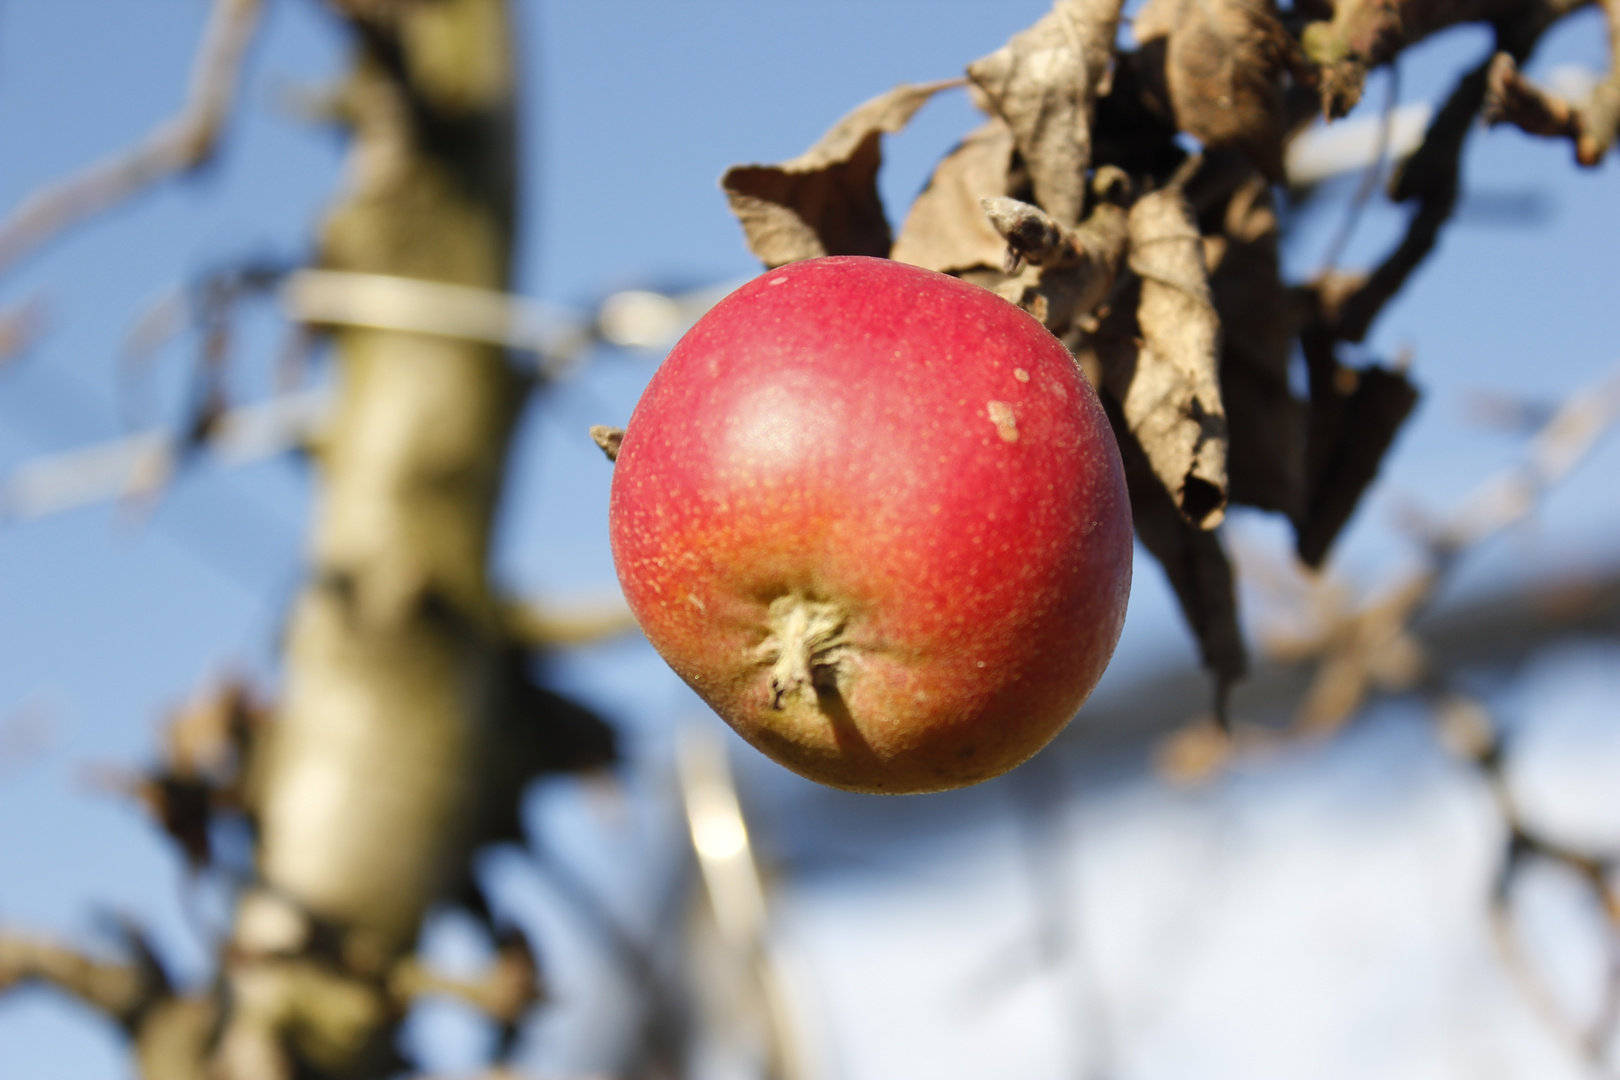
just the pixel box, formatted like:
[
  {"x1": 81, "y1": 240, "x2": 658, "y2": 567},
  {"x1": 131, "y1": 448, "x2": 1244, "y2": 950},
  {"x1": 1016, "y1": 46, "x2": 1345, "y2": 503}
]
[
  {"x1": 1330, "y1": 55, "x2": 1491, "y2": 344},
  {"x1": 0, "y1": 300, "x2": 45, "y2": 369},
  {"x1": 501, "y1": 594, "x2": 638, "y2": 648},
  {"x1": 1484, "y1": 38, "x2": 1620, "y2": 165},
  {"x1": 1152, "y1": 358, "x2": 1620, "y2": 777},
  {"x1": 0, "y1": 932, "x2": 154, "y2": 1024},
  {"x1": 1437, "y1": 692, "x2": 1620, "y2": 1075},
  {"x1": 0, "y1": 0, "x2": 264, "y2": 277}
]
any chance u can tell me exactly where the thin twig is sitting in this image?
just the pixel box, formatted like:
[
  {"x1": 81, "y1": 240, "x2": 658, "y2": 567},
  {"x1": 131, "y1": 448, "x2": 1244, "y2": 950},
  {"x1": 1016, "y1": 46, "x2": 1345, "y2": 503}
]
[
  {"x1": 1330, "y1": 56, "x2": 1490, "y2": 344},
  {"x1": 1439, "y1": 690, "x2": 1620, "y2": 1075},
  {"x1": 0, "y1": 930, "x2": 161, "y2": 1026},
  {"x1": 284, "y1": 269, "x2": 737, "y2": 377},
  {"x1": 1296, "y1": 363, "x2": 1620, "y2": 729},
  {"x1": 1317, "y1": 65, "x2": 1401, "y2": 276},
  {"x1": 1158, "y1": 360, "x2": 1620, "y2": 775},
  {"x1": 0, "y1": 300, "x2": 46, "y2": 369},
  {"x1": 0, "y1": 0, "x2": 265, "y2": 277}
]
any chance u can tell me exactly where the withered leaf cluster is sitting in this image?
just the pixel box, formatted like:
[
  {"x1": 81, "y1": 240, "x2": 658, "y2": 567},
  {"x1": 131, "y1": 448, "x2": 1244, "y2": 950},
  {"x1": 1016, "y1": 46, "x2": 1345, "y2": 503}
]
[
  {"x1": 722, "y1": 80, "x2": 960, "y2": 268},
  {"x1": 718, "y1": 0, "x2": 1620, "y2": 707},
  {"x1": 1134, "y1": 0, "x2": 1303, "y2": 180}
]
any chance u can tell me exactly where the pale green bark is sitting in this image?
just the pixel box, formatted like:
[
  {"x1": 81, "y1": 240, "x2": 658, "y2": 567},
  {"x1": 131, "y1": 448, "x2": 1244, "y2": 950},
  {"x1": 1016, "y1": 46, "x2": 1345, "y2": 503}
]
[{"x1": 221, "y1": 2, "x2": 527, "y2": 1075}]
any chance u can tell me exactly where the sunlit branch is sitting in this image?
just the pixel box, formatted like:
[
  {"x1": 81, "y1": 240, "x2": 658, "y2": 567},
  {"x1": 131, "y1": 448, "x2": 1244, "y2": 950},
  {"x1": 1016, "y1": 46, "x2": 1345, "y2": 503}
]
[
  {"x1": 501, "y1": 595, "x2": 639, "y2": 648},
  {"x1": 284, "y1": 270, "x2": 738, "y2": 379},
  {"x1": 0, "y1": 0, "x2": 265, "y2": 277},
  {"x1": 1483, "y1": 0, "x2": 1620, "y2": 165},
  {"x1": 0, "y1": 931, "x2": 158, "y2": 1025}
]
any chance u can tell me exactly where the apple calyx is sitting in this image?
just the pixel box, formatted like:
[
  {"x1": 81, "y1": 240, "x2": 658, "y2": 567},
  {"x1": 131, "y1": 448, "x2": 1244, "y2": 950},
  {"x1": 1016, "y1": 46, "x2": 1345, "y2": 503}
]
[{"x1": 754, "y1": 593, "x2": 850, "y2": 709}]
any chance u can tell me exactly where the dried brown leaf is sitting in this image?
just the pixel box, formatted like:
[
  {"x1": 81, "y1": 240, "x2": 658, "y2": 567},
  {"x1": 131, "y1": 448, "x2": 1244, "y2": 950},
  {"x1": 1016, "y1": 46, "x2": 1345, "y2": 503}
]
[
  {"x1": 1295, "y1": 334, "x2": 1420, "y2": 566},
  {"x1": 1134, "y1": 0, "x2": 1296, "y2": 179},
  {"x1": 475, "y1": 656, "x2": 618, "y2": 850},
  {"x1": 1208, "y1": 177, "x2": 1291, "y2": 381},
  {"x1": 1108, "y1": 188, "x2": 1228, "y2": 529},
  {"x1": 1208, "y1": 176, "x2": 1305, "y2": 516},
  {"x1": 1223, "y1": 361, "x2": 1306, "y2": 516},
  {"x1": 1109, "y1": 397, "x2": 1247, "y2": 697},
  {"x1": 988, "y1": 193, "x2": 1130, "y2": 338},
  {"x1": 891, "y1": 120, "x2": 1022, "y2": 274},
  {"x1": 967, "y1": 0, "x2": 1125, "y2": 227},
  {"x1": 1090, "y1": 51, "x2": 1192, "y2": 178},
  {"x1": 722, "y1": 80, "x2": 958, "y2": 268}
]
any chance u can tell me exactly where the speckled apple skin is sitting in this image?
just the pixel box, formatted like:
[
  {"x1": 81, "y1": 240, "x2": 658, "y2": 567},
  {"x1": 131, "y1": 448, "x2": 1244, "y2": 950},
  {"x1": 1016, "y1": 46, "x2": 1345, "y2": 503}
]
[{"x1": 609, "y1": 256, "x2": 1132, "y2": 793}]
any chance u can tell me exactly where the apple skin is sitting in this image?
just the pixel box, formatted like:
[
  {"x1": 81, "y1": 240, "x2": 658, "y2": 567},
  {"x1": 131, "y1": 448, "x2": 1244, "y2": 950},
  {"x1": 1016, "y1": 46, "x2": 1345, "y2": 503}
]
[{"x1": 609, "y1": 256, "x2": 1132, "y2": 794}]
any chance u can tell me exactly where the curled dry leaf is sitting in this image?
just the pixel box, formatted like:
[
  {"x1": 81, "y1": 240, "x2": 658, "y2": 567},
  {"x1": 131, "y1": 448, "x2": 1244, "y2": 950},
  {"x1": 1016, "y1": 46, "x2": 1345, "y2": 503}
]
[
  {"x1": 986, "y1": 190, "x2": 1130, "y2": 339},
  {"x1": 1295, "y1": 349, "x2": 1420, "y2": 567},
  {"x1": 722, "y1": 80, "x2": 959, "y2": 268},
  {"x1": 1108, "y1": 398, "x2": 1247, "y2": 701},
  {"x1": 1133, "y1": 0, "x2": 1298, "y2": 180},
  {"x1": 891, "y1": 120, "x2": 1022, "y2": 275},
  {"x1": 1108, "y1": 187, "x2": 1228, "y2": 530},
  {"x1": 473, "y1": 656, "x2": 618, "y2": 850},
  {"x1": 967, "y1": 0, "x2": 1125, "y2": 226}
]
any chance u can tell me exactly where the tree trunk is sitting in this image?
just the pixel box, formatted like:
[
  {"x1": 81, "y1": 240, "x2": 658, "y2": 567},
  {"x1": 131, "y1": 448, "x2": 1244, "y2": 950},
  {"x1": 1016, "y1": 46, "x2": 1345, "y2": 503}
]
[{"x1": 219, "y1": 2, "x2": 524, "y2": 1075}]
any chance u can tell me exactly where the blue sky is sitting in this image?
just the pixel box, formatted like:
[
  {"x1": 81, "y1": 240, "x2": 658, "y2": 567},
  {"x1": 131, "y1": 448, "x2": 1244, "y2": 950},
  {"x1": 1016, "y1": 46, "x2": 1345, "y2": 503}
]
[{"x1": 0, "y1": 1, "x2": 1617, "y2": 1076}]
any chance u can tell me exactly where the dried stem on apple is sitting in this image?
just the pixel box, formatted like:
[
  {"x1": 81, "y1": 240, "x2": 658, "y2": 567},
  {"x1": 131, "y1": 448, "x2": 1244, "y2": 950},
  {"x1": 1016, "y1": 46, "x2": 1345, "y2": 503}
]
[{"x1": 591, "y1": 425, "x2": 626, "y2": 462}]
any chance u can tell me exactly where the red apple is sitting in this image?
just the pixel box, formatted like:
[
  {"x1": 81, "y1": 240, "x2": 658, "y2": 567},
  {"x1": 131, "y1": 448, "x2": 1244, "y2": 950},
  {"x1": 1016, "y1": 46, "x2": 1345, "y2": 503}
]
[{"x1": 608, "y1": 256, "x2": 1132, "y2": 793}]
